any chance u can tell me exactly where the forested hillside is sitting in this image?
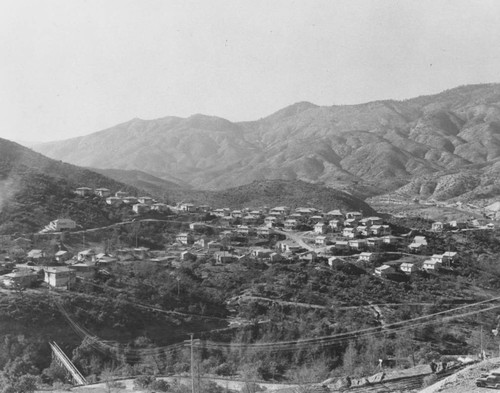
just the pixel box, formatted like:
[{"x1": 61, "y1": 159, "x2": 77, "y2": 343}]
[{"x1": 0, "y1": 138, "x2": 141, "y2": 234}]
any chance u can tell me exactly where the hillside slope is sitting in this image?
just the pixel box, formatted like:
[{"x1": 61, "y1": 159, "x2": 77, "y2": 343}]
[
  {"x1": 0, "y1": 138, "x2": 139, "y2": 234},
  {"x1": 33, "y1": 84, "x2": 500, "y2": 199}
]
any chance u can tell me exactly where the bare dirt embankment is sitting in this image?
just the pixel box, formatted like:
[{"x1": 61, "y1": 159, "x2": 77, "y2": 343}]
[{"x1": 419, "y1": 357, "x2": 500, "y2": 393}]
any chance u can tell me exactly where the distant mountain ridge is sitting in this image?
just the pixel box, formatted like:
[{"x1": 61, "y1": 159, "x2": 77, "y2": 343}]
[{"x1": 33, "y1": 84, "x2": 500, "y2": 201}]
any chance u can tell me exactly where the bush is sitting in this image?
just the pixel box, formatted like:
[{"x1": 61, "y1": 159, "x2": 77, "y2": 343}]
[
  {"x1": 215, "y1": 362, "x2": 234, "y2": 376},
  {"x1": 133, "y1": 375, "x2": 155, "y2": 390},
  {"x1": 149, "y1": 379, "x2": 170, "y2": 392}
]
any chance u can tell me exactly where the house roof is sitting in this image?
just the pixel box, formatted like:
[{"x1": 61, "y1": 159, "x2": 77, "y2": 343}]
[
  {"x1": 27, "y1": 249, "x2": 44, "y2": 258},
  {"x1": 376, "y1": 265, "x2": 393, "y2": 271},
  {"x1": 78, "y1": 249, "x2": 96, "y2": 255}
]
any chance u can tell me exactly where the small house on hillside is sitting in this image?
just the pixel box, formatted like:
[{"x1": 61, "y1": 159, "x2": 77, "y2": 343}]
[
  {"x1": 176, "y1": 233, "x2": 194, "y2": 245},
  {"x1": 329, "y1": 220, "x2": 343, "y2": 231},
  {"x1": 106, "y1": 197, "x2": 123, "y2": 206},
  {"x1": 27, "y1": 249, "x2": 45, "y2": 262},
  {"x1": 375, "y1": 264, "x2": 394, "y2": 278},
  {"x1": 252, "y1": 249, "x2": 273, "y2": 259},
  {"x1": 256, "y1": 226, "x2": 272, "y2": 237},
  {"x1": 284, "y1": 219, "x2": 299, "y2": 231},
  {"x1": 269, "y1": 252, "x2": 285, "y2": 263},
  {"x1": 75, "y1": 187, "x2": 93, "y2": 197},
  {"x1": 333, "y1": 240, "x2": 350, "y2": 250},
  {"x1": 357, "y1": 226, "x2": 370, "y2": 237},
  {"x1": 344, "y1": 218, "x2": 358, "y2": 228},
  {"x1": 270, "y1": 206, "x2": 290, "y2": 216},
  {"x1": 44, "y1": 266, "x2": 76, "y2": 288},
  {"x1": 138, "y1": 196, "x2": 154, "y2": 205},
  {"x1": 78, "y1": 249, "x2": 96, "y2": 263},
  {"x1": 50, "y1": 218, "x2": 77, "y2": 231},
  {"x1": 115, "y1": 191, "x2": 128, "y2": 198},
  {"x1": 400, "y1": 262, "x2": 418, "y2": 274},
  {"x1": 314, "y1": 223, "x2": 328, "y2": 234},
  {"x1": 133, "y1": 203, "x2": 150, "y2": 214},
  {"x1": 358, "y1": 252, "x2": 378, "y2": 263},
  {"x1": 1, "y1": 269, "x2": 39, "y2": 288},
  {"x1": 189, "y1": 222, "x2": 206, "y2": 231},
  {"x1": 346, "y1": 211, "x2": 363, "y2": 220},
  {"x1": 151, "y1": 203, "x2": 168, "y2": 212},
  {"x1": 214, "y1": 252, "x2": 238, "y2": 264},
  {"x1": 423, "y1": 259, "x2": 441, "y2": 271},
  {"x1": 69, "y1": 263, "x2": 97, "y2": 279},
  {"x1": 179, "y1": 203, "x2": 196, "y2": 212},
  {"x1": 366, "y1": 237, "x2": 384, "y2": 249},
  {"x1": 325, "y1": 210, "x2": 344, "y2": 221},
  {"x1": 349, "y1": 239, "x2": 367, "y2": 250},
  {"x1": 442, "y1": 251, "x2": 458, "y2": 262},
  {"x1": 123, "y1": 196, "x2": 138, "y2": 204},
  {"x1": 315, "y1": 236, "x2": 331, "y2": 246},
  {"x1": 94, "y1": 188, "x2": 111, "y2": 197},
  {"x1": 328, "y1": 256, "x2": 346, "y2": 266},
  {"x1": 343, "y1": 227, "x2": 357, "y2": 238},
  {"x1": 431, "y1": 222, "x2": 444, "y2": 232},
  {"x1": 55, "y1": 250, "x2": 72, "y2": 263},
  {"x1": 382, "y1": 235, "x2": 402, "y2": 245}
]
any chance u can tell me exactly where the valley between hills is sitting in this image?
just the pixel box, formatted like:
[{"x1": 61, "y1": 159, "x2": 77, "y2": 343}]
[{"x1": 0, "y1": 85, "x2": 499, "y2": 393}]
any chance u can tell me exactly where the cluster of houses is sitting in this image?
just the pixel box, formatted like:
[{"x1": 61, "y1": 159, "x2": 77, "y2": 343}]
[
  {"x1": 0, "y1": 245, "x2": 143, "y2": 289},
  {"x1": 370, "y1": 251, "x2": 459, "y2": 279},
  {"x1": 430, "y1": 219, "x2": 495, "y2": 232},
  {"x1": 75, "y1": 187, "x2": 169, "y2": 214},
  {"x1": 2, "y1": 198, "x2": 470, "y2": 290}
]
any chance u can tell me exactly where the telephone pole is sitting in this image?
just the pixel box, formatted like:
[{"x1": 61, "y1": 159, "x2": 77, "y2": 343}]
[{"x1": 190, "y1": 333, "x2": 195, "y2": 393}]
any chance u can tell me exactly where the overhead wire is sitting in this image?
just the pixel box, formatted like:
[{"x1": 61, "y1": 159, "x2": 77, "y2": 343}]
[{"x1": 54, "y1": 289, "x2": 500, "y2": 357}]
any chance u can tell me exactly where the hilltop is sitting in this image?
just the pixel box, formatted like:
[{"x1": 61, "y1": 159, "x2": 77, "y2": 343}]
[{"x1": 33, "y1": 84, "x2": 500, "y2": 201}]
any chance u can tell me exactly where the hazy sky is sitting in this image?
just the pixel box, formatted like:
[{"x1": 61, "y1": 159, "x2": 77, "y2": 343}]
[{"x1": 1, "y1": 0, "x2": 500, "y2": 142}]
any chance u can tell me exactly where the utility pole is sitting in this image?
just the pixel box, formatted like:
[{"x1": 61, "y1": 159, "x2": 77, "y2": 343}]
[
  {"x1": 481, "y1": 325, "x2": 484, "y2": 359},
  {"x1": 190, "y1": 333, "x2": 195, "y2": 393}
]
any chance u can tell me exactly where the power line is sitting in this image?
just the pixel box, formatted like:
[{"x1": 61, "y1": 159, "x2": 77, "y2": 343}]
[{"x1": 54, "y1": 292, "x2": 500, "y2": 356}]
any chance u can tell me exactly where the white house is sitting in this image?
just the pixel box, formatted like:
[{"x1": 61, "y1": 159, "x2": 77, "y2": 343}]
[
  {"x1": 151, "y1": 203, "x2": 169, "y2": 212},
  {"x1": 176, "y1": 233, "x2": 194, "y2": 245},
  {"x1": 431, "y1": 222, "x2": 444, "y2": 232},
  {"x1": 44, "y1": 266, "x2": 76, "y2": 288},
  {"x1": 423, "y1": 259, "x2": 441, "y2": 271},
  {"x1": 343, "y1": 227, "x2": 357, "y2": 238},
  {"x1": 284, "y1": 219, "x2": 299, "y2": 231},
  {"x1": 106, "y1": 197, "x2": 123, "y2": 206},
  {"x1": 133, "y1": 203, "x2": 150, "y2": 214},
  {"x1": 75, "y1": 187, "x2": 93, "y2": 197},
  {"x1": 375, "y1": 264, "x2": 394, "y2": 277},
  {"x1": 314, "y1": 223, "x2": 328, "y2": 234},
  {"x1": 358, "y1": 252, "x2": 378, "y2": 263},
  {"x1": 138, "y1": 196, "x2": 154, "y2": 205},
  {"x1": 400, "y1": 262, "x2": 418, "y2": 274},
  {"x1": 348, "y1": 239, "x2": 367, "y2": 250},
  {"x1": 346, "y1": 211, "x2": 363, "y2": 220},
  {"x1": 329, "y1": 220, "x2": 343, "y2": 231},
  {"x1": 94, "y1": 188, "x2": 111, "y2": 197}
]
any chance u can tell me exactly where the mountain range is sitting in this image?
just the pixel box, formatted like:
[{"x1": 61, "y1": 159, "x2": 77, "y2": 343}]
[{"x1": 33, "y1": 84, "x2": 500, "y2": 202}]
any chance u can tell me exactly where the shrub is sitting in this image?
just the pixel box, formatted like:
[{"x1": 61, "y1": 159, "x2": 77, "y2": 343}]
[
  {"x1": 149, "y1": 379, "x2": 170, "y2": 392},
  {"x1": 133, "y1": 375, "x2": 155, "y2": 390}
]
